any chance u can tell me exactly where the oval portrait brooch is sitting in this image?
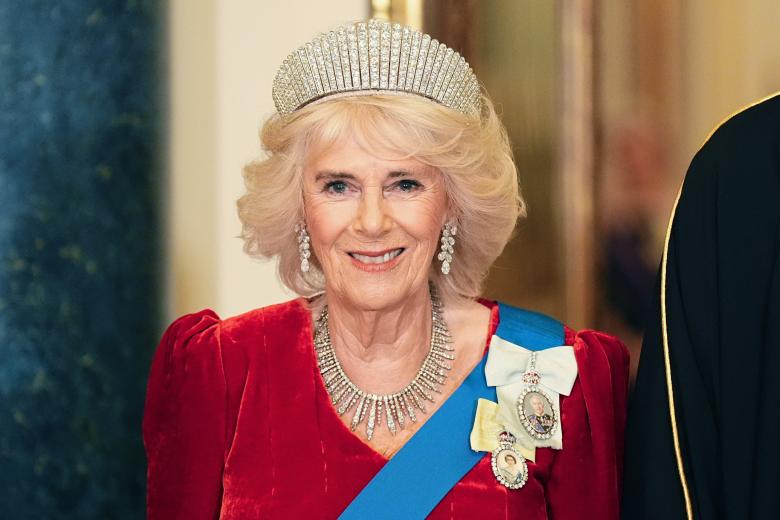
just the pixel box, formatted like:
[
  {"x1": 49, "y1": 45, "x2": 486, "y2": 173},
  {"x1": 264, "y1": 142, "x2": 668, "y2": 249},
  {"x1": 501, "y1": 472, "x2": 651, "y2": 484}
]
[
  {"x1": 491, "y1": 431, "x2": 528, "y2": 490},
  {"x1": 516, "y1": 352, "x2": 558, "y2": 441}
]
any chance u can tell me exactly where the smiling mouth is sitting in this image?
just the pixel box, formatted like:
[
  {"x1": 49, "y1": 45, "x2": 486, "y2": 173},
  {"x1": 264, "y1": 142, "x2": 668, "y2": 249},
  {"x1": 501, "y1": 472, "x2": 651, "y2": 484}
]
[{"x1": 348, "y1": 248, "x2": 405, "y2": 265}]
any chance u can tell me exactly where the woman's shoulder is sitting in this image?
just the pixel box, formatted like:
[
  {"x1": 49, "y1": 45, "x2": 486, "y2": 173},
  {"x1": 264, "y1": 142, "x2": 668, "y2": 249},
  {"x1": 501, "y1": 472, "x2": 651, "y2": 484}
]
[
  {"x1": 144, "y1": 297, "x2": 312, "y2": 433},
  {"x1": 159, "y1": 297, "x2": 310, "y2": 345},
  {"x1": 149, "y1": 298, "x2": 311, "y2": 386},
  {"x1": 151, "y1": 308, "x2": 223, "y2": 375},
  {"x1": 485, "y1": 298, "x2": 629, "y2": 378},
  {"x1": 565, "y1": 327, "x2": 630, "y2": 374},
  {"x1": 560, "y1": 326, "x2": 630, "y2": 430},
  {"x1": 219, "y1": 297, "x2": 311, "y2": 341},
  {"x1": 485, "y1": 298, "x2": 629, "y2": 360}
]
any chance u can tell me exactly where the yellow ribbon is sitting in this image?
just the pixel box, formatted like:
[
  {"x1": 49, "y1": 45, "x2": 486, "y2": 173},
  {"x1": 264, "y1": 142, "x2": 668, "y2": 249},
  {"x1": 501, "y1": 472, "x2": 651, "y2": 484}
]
[{"x1": 470, "y1": 398, "x2": 536, "y2": 462}]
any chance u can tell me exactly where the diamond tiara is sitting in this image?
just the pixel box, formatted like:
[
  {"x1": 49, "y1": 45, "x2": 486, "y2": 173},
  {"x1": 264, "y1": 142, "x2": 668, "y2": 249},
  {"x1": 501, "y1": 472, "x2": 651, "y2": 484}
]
[{"x1": 272, "y1": 19, "x2": 482, "y2": 116}]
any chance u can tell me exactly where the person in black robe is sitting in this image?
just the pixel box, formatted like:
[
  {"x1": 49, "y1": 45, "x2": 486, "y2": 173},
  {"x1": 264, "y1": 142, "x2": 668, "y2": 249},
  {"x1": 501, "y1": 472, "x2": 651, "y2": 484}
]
[{"x1": 622, "y1": 92, "x2": 780, "y2": 519}]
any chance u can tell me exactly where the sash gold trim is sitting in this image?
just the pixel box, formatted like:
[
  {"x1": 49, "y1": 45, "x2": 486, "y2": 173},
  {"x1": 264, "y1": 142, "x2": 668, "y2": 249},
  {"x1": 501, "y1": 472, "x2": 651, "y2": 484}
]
[{"x1": 660, "y1": 90, "x2": 780, "y2": 520}]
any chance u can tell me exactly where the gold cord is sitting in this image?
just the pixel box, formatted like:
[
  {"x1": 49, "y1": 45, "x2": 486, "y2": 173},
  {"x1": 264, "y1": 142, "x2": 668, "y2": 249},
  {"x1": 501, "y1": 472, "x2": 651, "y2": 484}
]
[
  {"x1": 659, "y1": 184, "x2": 692, "y2": 519},
  {"x1": 660, "y1": 90, "x2": 780, "y2": 520}
]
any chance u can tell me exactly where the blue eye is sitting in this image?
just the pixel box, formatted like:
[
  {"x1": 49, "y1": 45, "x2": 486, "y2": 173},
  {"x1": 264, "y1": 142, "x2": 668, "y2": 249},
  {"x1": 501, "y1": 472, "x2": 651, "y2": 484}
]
[
  {"x1": 396, "y1": 179, "x2": 422, "y2": 192},
  {"x1": 324, "y1": 180, "x2": 349, "y2": 194}
]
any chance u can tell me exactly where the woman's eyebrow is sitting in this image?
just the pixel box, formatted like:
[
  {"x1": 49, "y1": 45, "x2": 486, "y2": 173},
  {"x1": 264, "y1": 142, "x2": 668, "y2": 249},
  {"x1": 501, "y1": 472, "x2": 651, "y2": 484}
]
[
  {"x1": 387, "y1": 169, "x2": 420, "y2": 178},
  {"x1": 314, "y1": 171, "x2": 355, "y2": 182}
]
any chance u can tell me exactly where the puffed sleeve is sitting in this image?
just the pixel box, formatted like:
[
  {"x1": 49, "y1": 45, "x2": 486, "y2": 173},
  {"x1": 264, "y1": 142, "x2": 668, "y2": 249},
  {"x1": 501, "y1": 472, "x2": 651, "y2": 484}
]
[
  {"x1": 143, "y1": 310, "x2": 225, "y2": 520},
  {"x1": 545, "y1": 330, "x2": 630, "y2": 520}
]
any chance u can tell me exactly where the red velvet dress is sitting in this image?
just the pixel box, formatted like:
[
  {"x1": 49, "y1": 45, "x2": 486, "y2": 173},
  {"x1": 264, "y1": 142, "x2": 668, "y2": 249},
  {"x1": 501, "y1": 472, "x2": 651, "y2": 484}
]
[{"x1": 143, "y1": 299, "x2": 629, "y2": 519}]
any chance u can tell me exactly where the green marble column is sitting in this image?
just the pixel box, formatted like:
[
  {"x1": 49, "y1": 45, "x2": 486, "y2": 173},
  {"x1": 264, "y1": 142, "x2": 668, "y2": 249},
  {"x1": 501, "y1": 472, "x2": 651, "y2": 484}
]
[{"x1": 0, "y1": 1, "x2": 165, "y2": 517}]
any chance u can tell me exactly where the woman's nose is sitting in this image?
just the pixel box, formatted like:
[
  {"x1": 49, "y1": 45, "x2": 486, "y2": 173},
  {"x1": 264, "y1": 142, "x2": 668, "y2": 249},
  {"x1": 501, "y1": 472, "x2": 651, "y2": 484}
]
[{"x1": 354, "y1": 189, "x2": 392, "y2": 236}]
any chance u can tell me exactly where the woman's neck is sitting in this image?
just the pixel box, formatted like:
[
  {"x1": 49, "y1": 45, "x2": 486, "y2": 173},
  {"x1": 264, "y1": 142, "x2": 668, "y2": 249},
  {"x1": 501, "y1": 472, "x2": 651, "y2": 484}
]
[{"x1": 324, "y1": 286, "x2": 432, "y2": 394}]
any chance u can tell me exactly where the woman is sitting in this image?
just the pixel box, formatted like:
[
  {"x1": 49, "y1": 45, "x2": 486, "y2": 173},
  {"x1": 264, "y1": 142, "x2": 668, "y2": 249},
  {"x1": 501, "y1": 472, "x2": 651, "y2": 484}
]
[
  {"x1": 622, "y1": 93, "x2": 780, "y2": 519},
  {"x1": 144, "y1": 19, "x2": 628, "y2": 519},
  {"x1": 499, "y1": 453, "x2": 522, "y2": 482}
]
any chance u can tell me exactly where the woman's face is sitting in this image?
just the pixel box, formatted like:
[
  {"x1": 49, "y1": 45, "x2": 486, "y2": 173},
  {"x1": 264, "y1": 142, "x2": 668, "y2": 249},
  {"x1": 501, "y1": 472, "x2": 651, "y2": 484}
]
[{"x1": 303, "y1": 137, "x2": 448, "y2": 311}]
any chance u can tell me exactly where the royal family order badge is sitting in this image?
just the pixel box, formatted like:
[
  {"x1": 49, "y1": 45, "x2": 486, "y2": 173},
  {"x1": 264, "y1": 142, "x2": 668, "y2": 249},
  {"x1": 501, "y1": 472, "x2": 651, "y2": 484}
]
[
  {"x1": 517, "y1": 352, "x2": 558, "y2": 441},
  {"x1": 491, "y1": 431, "x2": 528, "y2": 490}
]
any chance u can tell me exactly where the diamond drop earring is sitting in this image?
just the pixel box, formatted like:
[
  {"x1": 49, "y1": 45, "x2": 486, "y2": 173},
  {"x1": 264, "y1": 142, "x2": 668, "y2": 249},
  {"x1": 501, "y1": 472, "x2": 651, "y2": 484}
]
[
  {"x1": 437, "y1": 222, "x2": 457, "y2": 275},
  {"x1": 295, "y1": 223, "x2": 311, "y2": 273}
]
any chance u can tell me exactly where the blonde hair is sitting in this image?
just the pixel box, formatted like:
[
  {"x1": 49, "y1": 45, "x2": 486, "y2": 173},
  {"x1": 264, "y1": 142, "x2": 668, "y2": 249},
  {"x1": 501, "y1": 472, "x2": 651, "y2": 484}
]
[{"x1": 238, "y1": 93, "x2": 525, "y2": 303}]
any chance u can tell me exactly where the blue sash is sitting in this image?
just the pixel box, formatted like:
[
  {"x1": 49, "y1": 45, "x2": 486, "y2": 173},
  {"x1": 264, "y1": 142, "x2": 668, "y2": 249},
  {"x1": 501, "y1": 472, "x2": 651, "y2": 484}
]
[{"x1": 339, "y1": 302, "x2": 564, "y2": 519}]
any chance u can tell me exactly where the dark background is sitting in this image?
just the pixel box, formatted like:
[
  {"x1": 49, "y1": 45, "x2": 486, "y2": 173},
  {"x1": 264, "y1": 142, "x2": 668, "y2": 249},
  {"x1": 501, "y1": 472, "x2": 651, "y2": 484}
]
[{"x1": 0, "y1": 1, "x2": 165, "y2": 517}]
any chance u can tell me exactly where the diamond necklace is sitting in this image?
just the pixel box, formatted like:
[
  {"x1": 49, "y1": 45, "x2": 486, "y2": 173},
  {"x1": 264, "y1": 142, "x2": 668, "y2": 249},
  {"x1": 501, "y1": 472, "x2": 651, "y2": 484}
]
[{"x1": 314, "y1": 289, "x2": 455, "y2": 441}]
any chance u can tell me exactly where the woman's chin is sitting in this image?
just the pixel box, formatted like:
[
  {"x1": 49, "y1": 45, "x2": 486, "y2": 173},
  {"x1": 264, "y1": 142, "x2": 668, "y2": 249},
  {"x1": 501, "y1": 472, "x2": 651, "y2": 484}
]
[{"x1": 344, "y1": 286, "x2": 407, "y2": 311}]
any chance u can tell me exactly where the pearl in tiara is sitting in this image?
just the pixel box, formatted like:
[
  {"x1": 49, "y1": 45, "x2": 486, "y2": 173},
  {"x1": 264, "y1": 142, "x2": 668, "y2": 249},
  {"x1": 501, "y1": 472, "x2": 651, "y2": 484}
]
[{"x1": 272, "y1": 19, "x2": 482, "y2": 116}]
